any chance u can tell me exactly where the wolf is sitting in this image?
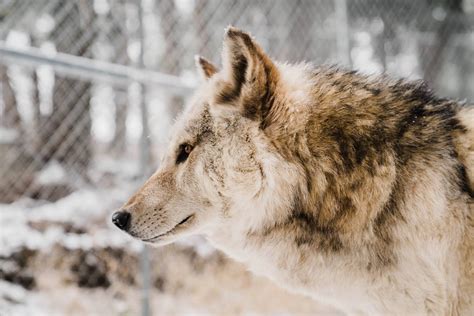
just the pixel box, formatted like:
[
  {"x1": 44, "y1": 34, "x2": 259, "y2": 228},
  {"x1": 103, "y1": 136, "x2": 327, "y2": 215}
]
[{"x1": 113, "y1": 27, "x2": 474, "y2": 315}]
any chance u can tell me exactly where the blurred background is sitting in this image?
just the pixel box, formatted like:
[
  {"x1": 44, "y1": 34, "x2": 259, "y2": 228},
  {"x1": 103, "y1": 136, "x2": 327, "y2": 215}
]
[{"x1": 0, "y1": 0, "x2": 473, "y2": 315}]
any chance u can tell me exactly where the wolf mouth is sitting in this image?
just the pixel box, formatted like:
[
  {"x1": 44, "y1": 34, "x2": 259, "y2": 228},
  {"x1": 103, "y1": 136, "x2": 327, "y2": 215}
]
[{"x1": 143, "y1": 214, "x2": 195, "y2": 242}]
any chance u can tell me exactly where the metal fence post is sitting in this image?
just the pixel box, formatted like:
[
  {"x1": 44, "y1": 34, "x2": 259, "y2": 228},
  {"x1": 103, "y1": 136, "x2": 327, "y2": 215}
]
[
  {"x1": 335, "y1": 0, "x2": 352, "y2": 68},
  {"x1": 138, "y1": 1, "x2": 151, "y2": 315}
]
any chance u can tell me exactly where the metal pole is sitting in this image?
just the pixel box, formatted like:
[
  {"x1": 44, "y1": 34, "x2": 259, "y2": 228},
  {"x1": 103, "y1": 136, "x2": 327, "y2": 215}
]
[
  {"x1": 140, "y1": 244, "x2": 151, "y2": 316},
  {"x1": 335, "y1": 0, "x2": 352, "y2": 68},
  {"x1": 138, "y1": 1, "x2": 151, "y2": 315},
  {"x1": 0, "y1": 42, "x2": 195, "y2": 93}
]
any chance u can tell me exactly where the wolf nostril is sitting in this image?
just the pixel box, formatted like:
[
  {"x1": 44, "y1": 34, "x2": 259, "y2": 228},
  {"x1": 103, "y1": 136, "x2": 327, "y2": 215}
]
[{"x1": 112, "y1": 211, "x2": 131, "y2": 231}]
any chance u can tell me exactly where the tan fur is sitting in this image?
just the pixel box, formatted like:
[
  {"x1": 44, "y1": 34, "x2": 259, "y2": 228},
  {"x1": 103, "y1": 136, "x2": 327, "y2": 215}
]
[
  {"x1": 454, "y1": 106, "x2": 474, "y2": 191},
  {"x1": 453, "y1": 106, "x2": 474, "y2": 314},
  {"x1": 117, "y1": 27, "x2": 474, "y2": 315}
]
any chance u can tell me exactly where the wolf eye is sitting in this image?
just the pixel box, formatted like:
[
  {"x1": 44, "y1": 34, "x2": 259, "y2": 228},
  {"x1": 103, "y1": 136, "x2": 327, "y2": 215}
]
[{"x1": 177, "y1": 143, "x2": 193, "y2": 164}]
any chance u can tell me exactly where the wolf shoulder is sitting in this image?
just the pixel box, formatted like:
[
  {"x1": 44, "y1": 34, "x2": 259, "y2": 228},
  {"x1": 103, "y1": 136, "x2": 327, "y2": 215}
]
[{"x1": 454, "y1": 104, "x2": 474, "y2": 195}]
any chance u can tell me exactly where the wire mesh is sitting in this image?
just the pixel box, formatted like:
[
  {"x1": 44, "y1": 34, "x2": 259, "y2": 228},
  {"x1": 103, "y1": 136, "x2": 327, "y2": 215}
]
[
  {"x1": 1, "y1": 0, "x2": 473, "y2": 203},
  {"x1": 0, "y1": 1, "x2": 473, "y2": 313}
]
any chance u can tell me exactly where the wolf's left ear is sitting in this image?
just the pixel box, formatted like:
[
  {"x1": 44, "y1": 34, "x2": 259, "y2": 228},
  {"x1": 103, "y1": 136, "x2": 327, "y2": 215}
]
[
  {"x1": 215, "y1": 27, "x2": 279, "y2": 122},
  {"x1": 195, "y1": 55, "x2": 218, "y2": 80}
]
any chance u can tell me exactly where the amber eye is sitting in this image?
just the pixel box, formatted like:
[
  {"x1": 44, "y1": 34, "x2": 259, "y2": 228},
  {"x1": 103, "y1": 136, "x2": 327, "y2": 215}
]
[{"x1": 176, "y1": 144, "x2": 193, "y2": 164}]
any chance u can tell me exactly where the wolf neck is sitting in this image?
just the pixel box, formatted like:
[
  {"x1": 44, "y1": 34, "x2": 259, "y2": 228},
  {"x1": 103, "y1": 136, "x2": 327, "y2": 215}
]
[
  {"x1": 206, "y1": 167, "x2": 458, "y2": 314},
  {"x1": 206, "y1": 153, "x2": 400, "y2": 312},
  {"x1": 206, "y1": 196, "x2": 389, "y2": 313}
]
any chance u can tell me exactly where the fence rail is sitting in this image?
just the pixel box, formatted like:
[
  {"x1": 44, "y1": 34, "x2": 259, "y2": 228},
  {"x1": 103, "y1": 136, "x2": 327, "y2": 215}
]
[
  {"x1": 1, "y1": 0, "x2": 473, "y2": 202},
  {"x1": 0, "y1": 0, "x2": 472, "y2": 208},
  {"x1": 0, "y1": 1, "x2": 472, "y2": 315},
  {"x1": 0, "y1": 42, "x2": 195, "y2": 92}
]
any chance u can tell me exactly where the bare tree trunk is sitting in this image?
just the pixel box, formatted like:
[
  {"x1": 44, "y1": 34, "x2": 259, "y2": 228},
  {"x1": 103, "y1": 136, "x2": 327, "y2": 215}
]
[
  {"x1": 112, "y1": 88, "x2": 128, "y2": 154},
  {"x1": 193, "y1": 0, "x2": 213, "y2": 59},
  {"x1": 0, "y1": 65, "x2": 36, "y2": 202},
  {"x1": 155, "y1": 0, "x2": 184, "y2": 120},
  {"x1": 374, "y1": 13, "x2": 395, "y2": 73},
  {"x1": 31, "y1": 70, "x2": 40, "y2": 131},
  {"x1": 30, "y1": 34, "x2": 42, "y2": 152},
  {"x1": 419, "y1": 0, "x2": 462, "y2": 87},
  {"x1": 458, "y1": 41, "x2": 472, "y2": 101},
  {"x1": 108, "y1": 0, "x2": 129, "y2": 155},
  {"x1": 41, "y1": 1, "x2": 96, "y2": 172},
  {"x1": 278, "y1": 0, "x2": 304, "y2": 61},
  {"x1": 335, "y1": 0, "x2": 352, "y2": 67},
  {"x1": 0, "y1": 64, "x2": 22, "y2": 138}
]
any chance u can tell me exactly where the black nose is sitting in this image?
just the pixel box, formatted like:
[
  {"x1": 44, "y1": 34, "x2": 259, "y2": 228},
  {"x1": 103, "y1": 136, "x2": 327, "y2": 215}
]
[{"x1": 112, "y1": 211, "x2": 131, "y2": 231}]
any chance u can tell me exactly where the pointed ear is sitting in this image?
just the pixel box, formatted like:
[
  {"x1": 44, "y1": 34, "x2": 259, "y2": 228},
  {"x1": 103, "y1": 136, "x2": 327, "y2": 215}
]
[
  {"x1": 195, "y1": 55, "x2": 218, "y2": 80},
  {"x1": 215, "y1": 26, "x2": 279, "y2": 121}
]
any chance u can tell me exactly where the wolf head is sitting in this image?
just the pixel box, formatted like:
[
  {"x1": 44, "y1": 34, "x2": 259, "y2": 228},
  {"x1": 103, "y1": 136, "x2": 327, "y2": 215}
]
[{"x1": 112, "y1": 27, "x2": 304, "y2": 245}]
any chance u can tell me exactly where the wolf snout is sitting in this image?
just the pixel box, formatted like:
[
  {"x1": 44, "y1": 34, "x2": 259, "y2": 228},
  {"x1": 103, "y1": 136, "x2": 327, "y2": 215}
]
[{"x1": 112, "y1": 210, "x2": 131, "y2": 231}]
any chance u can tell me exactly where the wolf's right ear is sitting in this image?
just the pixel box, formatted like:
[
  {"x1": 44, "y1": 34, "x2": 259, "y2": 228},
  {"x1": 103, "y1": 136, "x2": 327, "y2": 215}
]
[{"x1": 195, "y1": 55, "x2": 218, "y2": 80}]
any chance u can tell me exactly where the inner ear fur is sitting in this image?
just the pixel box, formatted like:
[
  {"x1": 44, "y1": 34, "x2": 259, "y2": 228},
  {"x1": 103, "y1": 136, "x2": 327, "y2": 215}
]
[{"x1": 195, "y1": 55, "x2": 218, "y2": 80}]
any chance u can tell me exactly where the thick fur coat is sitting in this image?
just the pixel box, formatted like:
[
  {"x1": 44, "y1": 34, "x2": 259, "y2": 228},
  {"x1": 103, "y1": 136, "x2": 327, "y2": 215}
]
[{"x1": 114, "y1": 28, "x2": 474, "y2": 315}]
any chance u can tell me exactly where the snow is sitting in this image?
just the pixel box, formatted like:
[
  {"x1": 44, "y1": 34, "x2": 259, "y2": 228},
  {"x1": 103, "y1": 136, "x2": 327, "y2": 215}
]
[
  {"x1": 0, "y1": 127, "x2": 18, "y2": 144},
  {"x1": 0, "y1": 188, "x2": 138, "y2": 256},
  {"x1": 36, "y1": 162, "x2": 67, "y2": 185},
  {"x1": 0, "y1": 281, "x2": 56, "y2": 316}
]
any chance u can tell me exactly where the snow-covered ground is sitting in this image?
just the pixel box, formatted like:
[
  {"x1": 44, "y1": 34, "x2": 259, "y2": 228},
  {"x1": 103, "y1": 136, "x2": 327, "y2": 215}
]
[{"x1": 0, "y1": 188, "x2": 340, "y2": 315}]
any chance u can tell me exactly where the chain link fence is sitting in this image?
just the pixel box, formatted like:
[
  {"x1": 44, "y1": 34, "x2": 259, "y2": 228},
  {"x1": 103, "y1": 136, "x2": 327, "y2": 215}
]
[
  {"x1": 0, "y1": 0, "x2": 473, "y2": 314},
  {"x1": 1, "y1": 0, "x2": 473, "y2": 203}
]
